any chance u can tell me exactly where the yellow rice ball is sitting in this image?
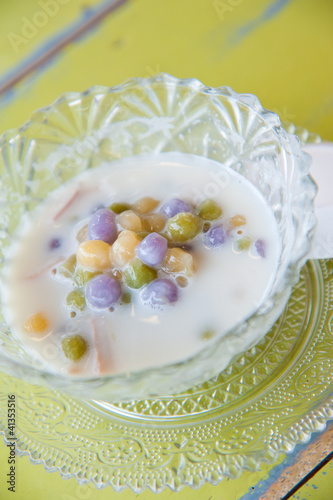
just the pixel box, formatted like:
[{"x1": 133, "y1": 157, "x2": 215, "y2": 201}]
[
  {"x1": 24, "y1": 312, "x2": 49, "y2": 334},
  {"x1": 142, "y1": 213, "x2": 166, "y2": 233},
  {"x1": 117, "y1": 210, "x2": 143, "y2": 232},
  {"x1": 76, "y1": 240, "x2": 111, "y2": 271},
  {"x1": 133, "y1": 197, "x2": 159, "y2": 214},
  {"x1": 110, "y1": 230, "x2": 140, "y2": 267},
  {"x1": 162, "y1": 248, "x2": 195, "y2": 276},
  {"x1": 229, "y1": 214, "x2": 247, "y2": 228}
]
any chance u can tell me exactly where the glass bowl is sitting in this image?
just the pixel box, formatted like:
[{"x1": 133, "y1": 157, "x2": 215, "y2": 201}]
[{"x1": 0, "y1": 74, "x2": 316, "y2": 402}]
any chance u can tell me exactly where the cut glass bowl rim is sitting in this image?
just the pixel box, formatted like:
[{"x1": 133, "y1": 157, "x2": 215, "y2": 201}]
[{"x1": 0, "y1": 74, "x2": 317, "y2": 401}]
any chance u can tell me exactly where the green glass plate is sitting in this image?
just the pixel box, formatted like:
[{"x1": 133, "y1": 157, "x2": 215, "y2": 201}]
[{"x1": 0, "y1": 258, "x2": 332, "y2": 492}]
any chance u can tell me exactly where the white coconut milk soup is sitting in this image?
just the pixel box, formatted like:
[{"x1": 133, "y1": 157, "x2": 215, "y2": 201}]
[{"x1": 3, "y1": 153, "x2": 280, "y2": 376}]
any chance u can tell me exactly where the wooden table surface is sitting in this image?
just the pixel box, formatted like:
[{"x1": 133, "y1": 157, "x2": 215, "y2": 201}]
[{"x1": 0, "y1": 1, "x2": 333, "y2": 498}]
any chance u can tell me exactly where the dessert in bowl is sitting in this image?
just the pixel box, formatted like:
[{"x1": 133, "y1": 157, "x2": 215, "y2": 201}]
[{"x1": 0, "y1": 75, "x2": 316, "y2": 401}]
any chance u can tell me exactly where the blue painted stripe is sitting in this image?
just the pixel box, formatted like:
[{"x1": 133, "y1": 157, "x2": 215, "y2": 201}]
[
  {"x1": 230, "y1": 0, "x2": 294, "y2": 45},
  {"x1": 0, "y1": 0, "x2": 126, "y2": 91},
  {"x1": 238, "y1": 421, "x2": 333, "y2": 500}
]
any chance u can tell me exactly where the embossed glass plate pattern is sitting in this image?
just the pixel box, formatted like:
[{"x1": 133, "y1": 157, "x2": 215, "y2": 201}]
[{"x1": 0, "y1": 258, "x2": 333, "y2": 492}]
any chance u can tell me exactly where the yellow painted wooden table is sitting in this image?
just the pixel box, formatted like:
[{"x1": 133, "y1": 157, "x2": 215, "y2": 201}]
[{"x1": 0, "y1": 1, "x2": 333, "y2": 498}]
